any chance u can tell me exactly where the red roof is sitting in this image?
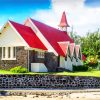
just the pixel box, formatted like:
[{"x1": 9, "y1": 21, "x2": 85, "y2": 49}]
[
  {"x1": 59, "y1": 11, "x2": 69, "y2": 27},
  {"x1": 9, "y1": 21, "x2": 47, "y2": 50},
  {"x1": 30, "y1": 18, "x2": 74, "y2": 56},
  {"x1": 82, "y1": 54, "x2": 86, "y2": 61},
  {"x1": 58, "y1": 42, "x2": 69, "y2": 56}
]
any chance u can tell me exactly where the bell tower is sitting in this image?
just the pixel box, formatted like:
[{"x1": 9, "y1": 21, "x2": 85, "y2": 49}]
[{"x1": 58, "y1": 11, "x2": 70, "y2": 32}]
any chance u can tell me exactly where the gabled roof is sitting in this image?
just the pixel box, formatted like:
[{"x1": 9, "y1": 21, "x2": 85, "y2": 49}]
[
  {"x1": 70, "y1": 43, "x2": 75, "y2": 57},
  {"x1": 58, "y1": 11, "x2": 69, "y2": 27},
  {"x1": 30, "y1": 18, "x2": 74, "y2": 56},
  {"x1": 58, "y1": 42, "x2": 69, "y2": 56},
  {"x1": 9, "y1": 21, "x2": 47, "y2": 50}
]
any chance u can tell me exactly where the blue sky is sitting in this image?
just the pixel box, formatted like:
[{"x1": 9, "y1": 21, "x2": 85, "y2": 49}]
[
  {"x1": 0, "y1": 0, "x2": 100, "y2": 35},
  {"x1": 0, "y1": 0, "x2": 51, "y2": 23},
  {"x1": 85, "y1": 0, "x2": 100, "y2": 7},
  {"x1": 0, "y1": 0, "x2": 99, "y2": 22}
]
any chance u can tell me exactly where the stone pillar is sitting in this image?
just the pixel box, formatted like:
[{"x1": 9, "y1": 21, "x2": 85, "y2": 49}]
[{"x1": 45, "y1": 52, "x2": 58, "y2": 72}]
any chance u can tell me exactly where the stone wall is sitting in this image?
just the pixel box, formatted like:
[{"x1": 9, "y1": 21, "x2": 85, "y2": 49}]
[
  {"x1": 0, "y1": 47, "x2": 59, "y2": 72},
  {"x1": 45, "y1": 52, "x2": 59, "y2": 72},
  {"x1": 0, "y1": 75, "x2": 100, "y2": 89},
  {"x1": 0, "y1": 47, "x2": 28, "y2": 70}
]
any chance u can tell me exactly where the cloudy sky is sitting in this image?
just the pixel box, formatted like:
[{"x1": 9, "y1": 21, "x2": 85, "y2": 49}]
[{"x1": 0, "y1": 0, "x2": 100, "y2": 36}]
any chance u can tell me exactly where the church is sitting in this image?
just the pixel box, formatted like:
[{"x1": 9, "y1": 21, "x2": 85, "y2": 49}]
[{"x1": 0, "y1": 12, "x2": 84, "y2": 72}]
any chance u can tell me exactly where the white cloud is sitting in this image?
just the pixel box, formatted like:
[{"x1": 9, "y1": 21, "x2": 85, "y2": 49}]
[{"x1": 32, "y1": 0, "x2": 100, "y2": 36}]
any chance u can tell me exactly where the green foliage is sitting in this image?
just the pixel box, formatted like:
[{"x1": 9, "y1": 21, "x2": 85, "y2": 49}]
[
  {"x1": 10, "y1": 66, "x2": 28, "y2": 73},
  {"x1": 70, "y1": 27, "x2": 81, "y2": 44},
  {"x1": 85, "y1": 56, "x2": 98, "y2": 68},
  {"x1": 81, "y1": 30, "x2": 100, "y2": 57},
  {"x1": 88, "y1": 67, "x2": 93, "y2": 71},
  {"x1": 70, "y1": 28, "x2": 100, "y2": 60},
  {"x1": 73, "y1": 65, "x2": 88, "y2": 72},
  {"x1": 98, "y1": 50, "x2": 100, "y2": 59}
]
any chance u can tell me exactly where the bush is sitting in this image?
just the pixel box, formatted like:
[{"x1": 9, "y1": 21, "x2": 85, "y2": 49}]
[
  {"x1": 98, "y1": 50, "x2": 100, "y2": 59},
  {"x1": 88, "y1": 67, "x2": 93, "y2": 71},
  {"x1": 73, "y1": 65, "x2": 88, "y2": 72},
  {"x1": 10, "y1": 66, "x2": 28, "y2": 73},
  {"x1": 86, "y1": 56, "x2": 98, "y2": 64},
  {"x1": 86, "y1": 56, "x2": 98, "y2": 68}
]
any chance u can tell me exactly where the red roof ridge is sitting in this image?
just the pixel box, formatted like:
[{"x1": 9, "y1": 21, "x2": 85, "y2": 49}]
[
  {"x1": 30, "y1": 18, "x2": 68, "y2": 33},
  {"x1": 9, "y1": 20, "x2": 31, "y2": 28}
]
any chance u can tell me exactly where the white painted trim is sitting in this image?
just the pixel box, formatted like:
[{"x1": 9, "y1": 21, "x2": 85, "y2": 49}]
[
  {"x1": 0, "y1": 21, "x2": 8, "y2": 34},
  {"x1": 24, "y1": 46, "x2": 47, "y2": 52},
  {"x1": 5, "y1": 47, "x2": 8, "y2": 58},
  {"x1": 58, "y1": 41, "x2": 69, "y2": 44},
  {"x1": 1, "y1": 58, "x2": 16, "y2": 60},
  {"x1": 1, "y1": 47, "x2": 17, "y2": 60},
  {"x1": 8, "y1": 21, "x2": 29, "y2": 48},
  {"x1": 27, "y1": 50, "x2": 30, "y2": 71},
  {"x1": 28, "y1": 18, "x2": 58, "y2": 56}
]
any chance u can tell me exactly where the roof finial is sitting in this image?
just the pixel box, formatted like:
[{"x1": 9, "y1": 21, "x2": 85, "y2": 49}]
[{"x1": 58, "y1": 11, "x2": 69, "y2": 31}]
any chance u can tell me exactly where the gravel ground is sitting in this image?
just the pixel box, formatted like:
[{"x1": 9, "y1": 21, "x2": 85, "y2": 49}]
[{"x1": 0, "y1": 89, "x2": 100, "y2": 100}]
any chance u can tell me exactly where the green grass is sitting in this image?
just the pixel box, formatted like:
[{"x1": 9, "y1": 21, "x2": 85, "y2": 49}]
[
  {"x1": 0, "y1": 70, "x2": 13, "y2": 74},
  {"x1": 53, "y1": 70, "x2": 100, "y2": 77},
  {"x1": 0, "y1": 69, "x2": 100, "y2": 77}
]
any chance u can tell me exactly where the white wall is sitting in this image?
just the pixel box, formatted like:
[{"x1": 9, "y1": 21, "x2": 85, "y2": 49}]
[
  {"x1": 72, "y1": 57, "x2": 83, "y2": 66},
  {"x1": 72, "y1": 57, "x2": 77, "y2": 66},
  {"x1": 0, "y1": 24, "x2": 27, "y2": 47},
  {"x1": 65, "y1": 56, "x2": 73, "y2": 71},
  {"x1": 60, "y1": 56, "x2": 73, "y2": 71},
  {"x1": 60, "y1": 56, "x2": 83, "y2": 71},
  {"x1": 76, "y1": 58, "x2": 83, "y2": 66},
  {"x1": 59, "y1": 56, "x2": 65, "y2": 68},
  {"x1": 31, "y1": 63, "x2": 48, "y2": 72}
]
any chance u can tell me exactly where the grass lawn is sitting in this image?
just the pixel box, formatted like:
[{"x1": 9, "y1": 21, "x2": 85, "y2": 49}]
[{"x1": 0, "y1": 69, "x2": 100, "y2": 77}]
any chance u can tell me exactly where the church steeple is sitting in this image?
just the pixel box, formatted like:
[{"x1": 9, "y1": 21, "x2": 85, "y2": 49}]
[{"x1": 58, "y1": 11, "x2": 69, "y2": 31}]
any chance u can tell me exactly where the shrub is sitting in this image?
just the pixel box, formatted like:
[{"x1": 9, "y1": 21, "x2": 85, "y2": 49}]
[
  {"x1": 98, "y1": 50, "x2": 100, "y2": 59},
  {"x1": 88, "y1": 67, "x2": 93, "y2": 71},
  {"x1": 86, "y1": 56, "x2": 98, "y2": 68},
  {"x1": 73, "y1": 65, "x2": 88, "y2": 72},
  {"x1": 87, "y1": 56, "x2": 98, "y2": 64},
  {"x1": 10, "y1": 66, "x2": 28, "y2": 73}
]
